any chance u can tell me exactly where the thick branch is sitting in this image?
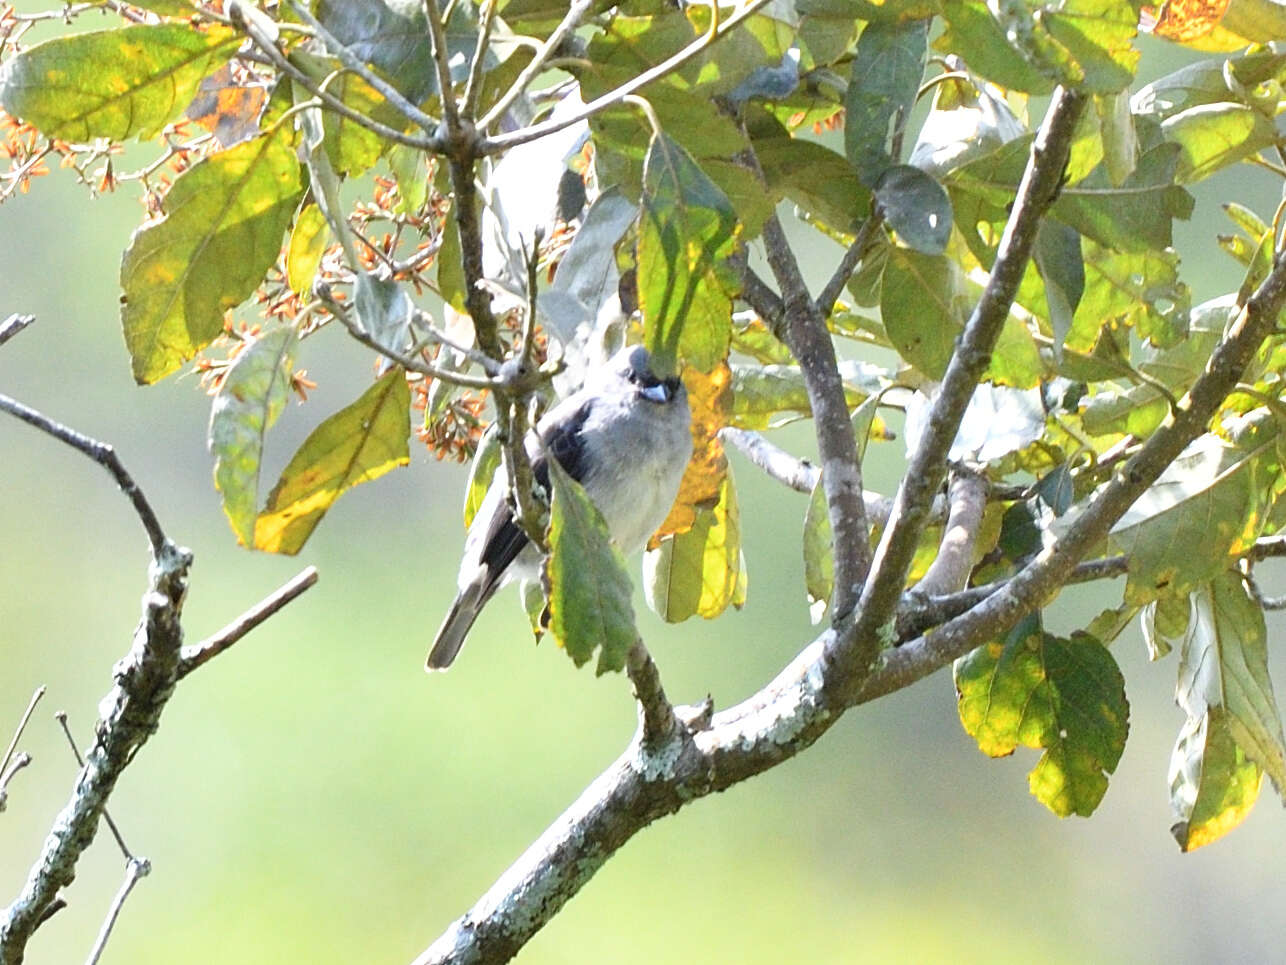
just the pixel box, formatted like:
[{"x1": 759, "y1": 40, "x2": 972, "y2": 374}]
[
  {"x1": 624, "y1": 641, "x2": 678, "y2": 749},
  {"x1": 0, "y1": 313, "x2": 33, "y2": 348},
  {"x1": 843, "y1": 87, "x2": 1086, "y2": 698}
]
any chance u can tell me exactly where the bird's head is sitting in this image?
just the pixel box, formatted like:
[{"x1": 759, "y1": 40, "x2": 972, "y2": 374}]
[{"x1": 612, "y1": 344, "x2": 684, "y2": 405}]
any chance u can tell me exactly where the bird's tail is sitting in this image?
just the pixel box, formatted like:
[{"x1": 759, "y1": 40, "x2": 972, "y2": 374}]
[{"x1": 426, "y1": 584, "x2": 485, "y2": 671}]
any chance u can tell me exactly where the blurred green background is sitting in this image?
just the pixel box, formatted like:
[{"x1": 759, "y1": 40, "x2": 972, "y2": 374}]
[{"x1": 3, "y1": 24, "x2": 1286, "y2": 965}]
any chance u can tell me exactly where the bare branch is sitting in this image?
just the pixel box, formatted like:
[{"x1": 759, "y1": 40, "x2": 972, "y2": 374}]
[
  {"x1": 176, "y1": 567, "x2": 319, "y2": 680},
  {"x1": 814, "y1": 213, "x2": 885, "y2": 322},
  {"x1": 478, "y1": 0, "x2": 593, "y2": 131},
  {"x1": 0, "y1": 393, "x2": 168, "y2": 557},
  {"x1": 843, "y1": 87, "x2": 1087, "y2": 700},
  {"x1": 864, "y1": 243, "x2": 1286, "y2": 703},
  {"x1": 460, "y1": 0, "x2": 498, "y2": 119},
  {"x1": 478, "y1": 0, "x2": 777, "y2": 156},
  {"x1": 719, "y1": 426, "x2": 818, "y2": 492},
  {"x1": 84, "y1": 857, "x2": 150, "y2": 965},
  {"x1": 0, "y1": 313, "x2": 34, "y2": 348},
  {"x1": 283, "y1": 0, "x2": 442, "y2": 137},
  {"x1": 729, "y1": 249, "x2": 785, "y2": 336},
  {"x1": 625, "y1": 641, "x2": 678, "y2": 749},
  {"x1": 1, "y1": 686, "x2": 45, "y2": 781},
  {"x1": 422, "y1": 0, "x2": 461, "y2": 133},
  {"x1": 758, "y1": 209, "x2": 872, "y2": 616},
  {"x1": 913, "y1": 466, "x2": 987, "y2": 598},
  {"x1": 0, "y1": 754, "x2": 32, "y2": 813}
]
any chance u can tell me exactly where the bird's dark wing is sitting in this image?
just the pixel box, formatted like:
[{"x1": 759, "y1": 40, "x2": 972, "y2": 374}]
[{"x1": 473, "y1": 398, "x2": 595, "y2": 592}]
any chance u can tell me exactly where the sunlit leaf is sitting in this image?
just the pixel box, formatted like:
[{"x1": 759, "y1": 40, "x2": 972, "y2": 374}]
[
  {"x1": 186, "y1": 62, "x2": 267, "y2": 148},
  {"x1": 1146, "y1": 0, "x2": 1286, "y2": 51},
  {"x1": 1108, "y1": 434, "x2": 1271, "y2": 603},
  {"x1": 254, "y1": 368, "x2": 410, "y2": 554},
  {"x1": 955, "y1": 616, "x2": 1129, "y2": 817},
  {"x1": 0, "y1": 23, "x2": 239, "y2": 142},
  {"x1": 644, "y1": 470, "x2": 747, "y2": 622},
  {"x1": 936, "y1": 0, "x2": 1056, "y2": 93},
  {"x1": 121, "y1": 126, "x2": 304, "y2": 384},
  {"x1": 546, "y1": 456, "x2": 639, "y2": 674},
  {"x1": 1162, "y1": 102, "x2": 1279, "y2": 183},
  {"x1": 209, "y1": 327, "x2": 297, "y2": 546},
  {"x1": 639, "y1": 133, "x2": 739, "y2": 375},
  {"x1": 654, "y1": 362, "x2": 731, "y2": 541},
  {"x1": 1170, "y1": 707, "x2": 1264, "y2": 851},
  {"x1": 287, "y1": 202, "x2": 330, "y2": 296},
  {"x1": 463, "y1": 427, "x2": 502, "y2": 529}
]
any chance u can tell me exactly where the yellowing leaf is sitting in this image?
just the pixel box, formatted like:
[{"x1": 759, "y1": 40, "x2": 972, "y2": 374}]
[
  {"x1": 121, "y1": 125, "x2": 303, "y2": 384},
  {"x1": 287, "y1": 202, "x2": 330, "y2": 296},
  {"x1": 0, "y1": 23, "x2": 240, "y2": 141},
  {"x1": 1170, "y1": 707, "x2": 1264, "y2": 850},
  {"x1": 254, "y1": 368, "x2": 410, "y2": 554},
  {"x1": 955, "y1": 616, "x2": 1129, "y2": 817},
  {"x1": 209, "y1": 327, "x2": 297, "y2": 546},
  {"x1": 644, "y1": 470, "x2": 747, "y2": 623},
  {"x1": 654, "y1": 362, "x2": 730, "y2": 541}
]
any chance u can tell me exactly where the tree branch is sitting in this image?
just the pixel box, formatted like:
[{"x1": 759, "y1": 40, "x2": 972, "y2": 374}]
[
  {"x1": 0, "y1": 313, "x2": 33, "y2": 348},
  {"x1": 842, "y1": 87, "x2": 1087, "y2": 700},
  {"x1": 477, "y1": 0, "x2": 777, "y2": 156},
  {"x1": 176, "y1": 567, "x2": 319, "y2": 680},
  {"x1": 758, "y1": 210, "x2": 872, "y2": 617},
  {"x1": 478, "y1": 0, "x2": 593, "y2": 131},
  {"x1": 912, "y1": 466, "x2": 987, "y2": 598},
  {"x1": 814, "y1": 213, "x2": 885, "y2": 322},
  {"x1": 0, "y1": 393, "x2": 168, "y2": 558}
]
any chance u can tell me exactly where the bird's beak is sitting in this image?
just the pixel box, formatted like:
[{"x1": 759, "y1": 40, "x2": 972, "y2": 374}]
[{"x1": 640, "y1": 382, "x2": 671, "y2": 403}]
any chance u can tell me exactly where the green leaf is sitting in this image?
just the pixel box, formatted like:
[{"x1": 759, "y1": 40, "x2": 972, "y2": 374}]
[
  {"x1": 1033, "y1": 220, "x2": 1084, "y2": 357},
  {"x1": 120, "y1": 126, "x2": 303, "y2": 384},
  {"x1": 0, "y1": 23, "x2": 240, "y2": 142},
  {"x1": 546, "y1": 457, "x2": 639, "y2": 673},
  {"x1": 644, "y1": 470, "x2": 747, "y2": 623},
  {"x1": 1108, "y1": 434, "x2": 1269, "y2": 604},
  {"x1": 1142, "y1": 593, "x2": 1190, "y2": 660},
  {"x1": 287, "y1": 202, "x2": 330, "y2": 296},
  {"x1": 353, "y1": 273, "x2": 414, "y2": 360},
  {"x1": 844, "y1": 19, "x2": 929, "y2": 185},
  {"x1": 750, "y1": 110, "x2": 871, "y2": 232},
  {"x1": 955, "y1": 616, "x2": 1129, "y2": 817},
  {"x1": 936, "y1": 0, "x2": 1055, "y2": 93},
  {"x1": 1163, "y1": 103, "x2": 1279, "y2": 184},
  {"x1": 1039, "y1": 0, "x2": 1138, "y2": 93},
  {"x1": 729, "y1": 362, "x2": 872, "y2": 430},
  {"x1": 874, "y1": 165, "x2": 952, "y2": 255},
  {"x1": 880, "y1": 247, "x2": 963, "y2": 378},
  {"x1": 463, "y1": 427, "x2": 502, "y2": 528},
  {"x1": 209, "y1": 327, "x2": 297, "y2": 546},
  {"x1": 1176, "y1": 573, "x2": 1286, "y2": 797},
  {"x1": 803, "y1": 472, "x2": 832, "y2": 624},
  {"x1": 1067, "y1": 242, "x2": 1189, "y2": 352},
  {"x1": 1170, "y1": 707, "x2": 1264, "y2": 852},
  {"x1": 639, "y1": 133, "x2": 739, "y2": 375},
  {"x1": 1053, "y1": 144, "x2": 1194, "y2": 252},
  {"x1": 254, "y1": 368, "x2": 410, "y2": 554},
  {"x1": 386, "y1": 143, "x2": 429, "y2": 214}
]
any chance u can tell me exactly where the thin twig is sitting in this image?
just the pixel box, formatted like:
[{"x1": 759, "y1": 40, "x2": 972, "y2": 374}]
[
  {"x1": 0, "y1": 393, "x2": 168, "y2": 557},
  {"x1": 910, "y1": 467, "x2": 988, "y2": 598},
  {"x1": 729, "y1": 249, "x2": 785, "y2": 336},
  {"x1": 719, "y1": 427, "x2": 818, "y2": 493},
  {"x1": 1, "y1": 686, "x2": 45, "y2": 779},
  {"x1": 54, "y1": 713, "x2": 134, "y2": 863},
  {"x1": 0, "y1": 313, "x2": 34, "y2": 348},
  {"x1": 423, "y1": 0, "x2": 461, "y2": 133},
  {"x1": 478, "y1": 0, "x2": 593, "y2": 130},
  {"x1": 478, "y1": 0, "x2": 777, "y2": 155},
  {"x1": 0, "y1": 754, "x2": 32, "y2": 812},
  {"x1": 84, "y1": 857, "x2": 150, "y2": 965},
  {"x1": 316, "y1": 286, "x2": 497, "y2": 389},
  {"x1": 460, "y1": 0, "x2": 498, "y2": 119},
  {"x1": 177, "y1": 567, "x2": 320, "y2": 680},
  {"x1": 284, "y1": 0, "x2": 442, "y2": 137},
  {"x1": 815, "y1": 213, "x2": 885, "y2": 321}
]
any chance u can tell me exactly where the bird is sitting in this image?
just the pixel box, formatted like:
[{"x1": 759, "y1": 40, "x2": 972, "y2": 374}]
[{"x1": 427, "y1": 344, "x2": 693, "y2": 670}]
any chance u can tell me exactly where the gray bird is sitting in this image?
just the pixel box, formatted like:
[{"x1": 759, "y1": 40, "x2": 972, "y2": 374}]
[{"x1": 427, "y1": 344, "x2": 693, "y2": 670}]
